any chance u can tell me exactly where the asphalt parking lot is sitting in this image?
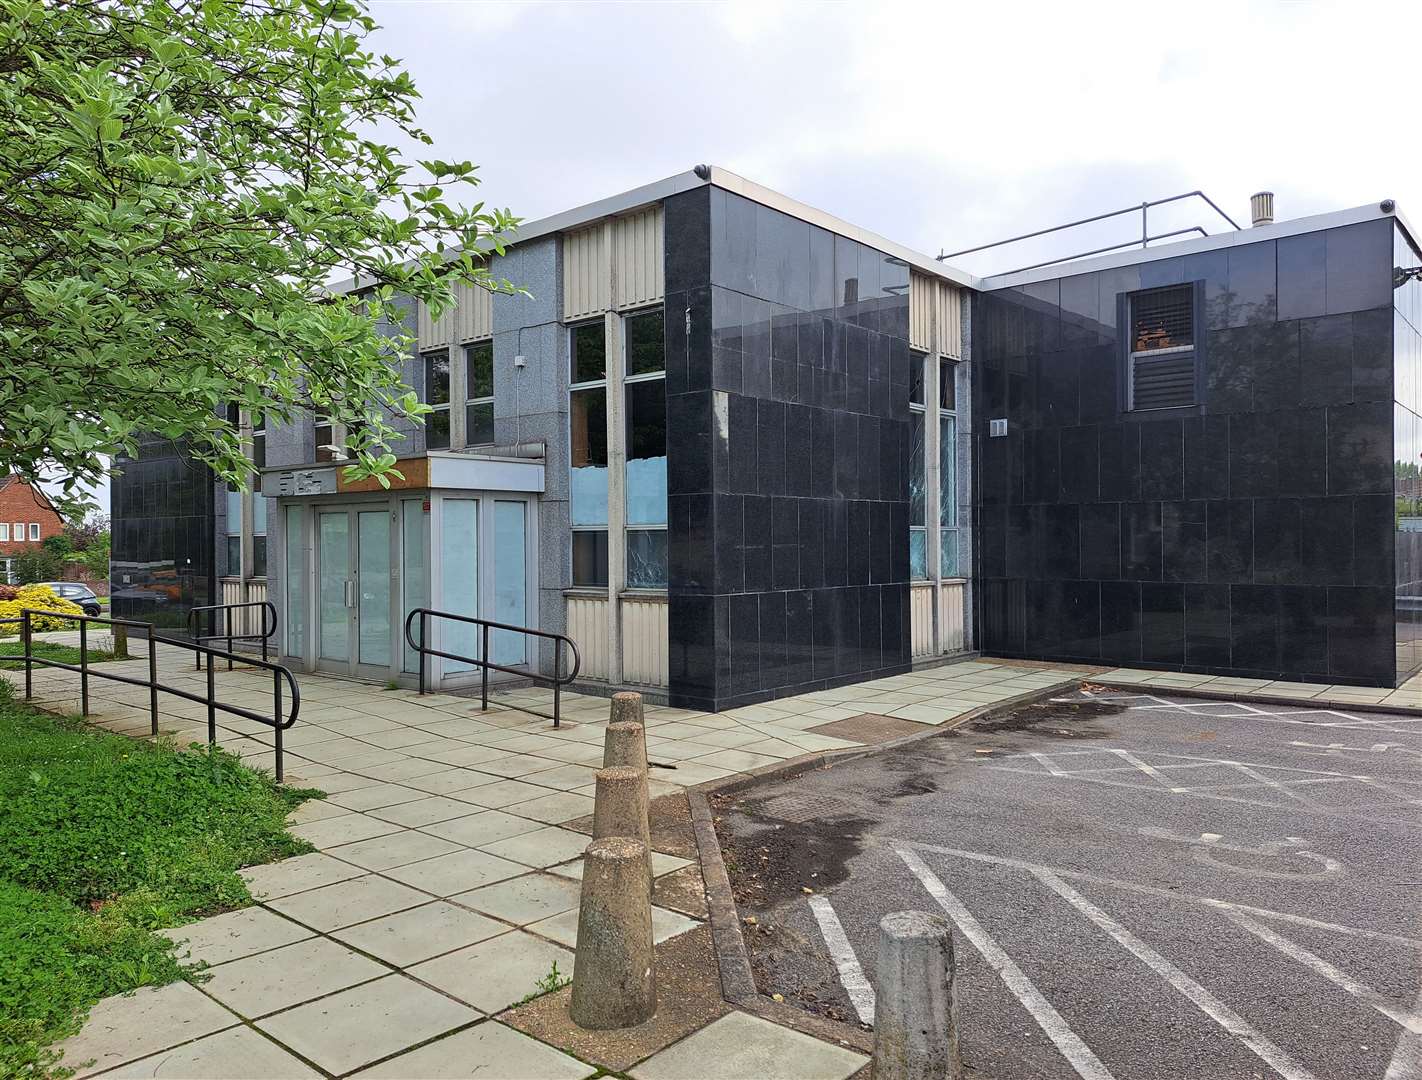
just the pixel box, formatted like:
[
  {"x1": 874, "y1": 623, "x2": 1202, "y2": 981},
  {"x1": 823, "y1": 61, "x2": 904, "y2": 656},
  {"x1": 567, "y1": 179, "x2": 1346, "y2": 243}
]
[{"x1": 715, "y1": 688, "x2": 1422, "y2": 1080}]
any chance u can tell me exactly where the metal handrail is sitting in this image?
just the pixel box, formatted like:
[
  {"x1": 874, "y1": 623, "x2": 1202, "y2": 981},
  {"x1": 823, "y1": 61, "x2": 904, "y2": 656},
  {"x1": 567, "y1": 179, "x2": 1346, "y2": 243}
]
[
  {"x1": 4, "y1": 609, "x2": 300, "y2": 781},
  {"x1": 188, "y1": 600, "x2": 278, "y2": 671},
  {"x1": 403, "y1": 607, "x2": 581, "y2": 728},
  {"x1": 939, "y1": 190, "x2": 1243, "y2": 276}
]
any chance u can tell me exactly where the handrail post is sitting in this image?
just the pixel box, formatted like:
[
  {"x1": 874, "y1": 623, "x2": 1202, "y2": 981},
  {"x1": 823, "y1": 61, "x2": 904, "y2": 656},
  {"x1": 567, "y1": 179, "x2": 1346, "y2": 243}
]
[
  {"x1": 481, "y1": 622, "x2": 489, "y2": 713},
  {"x1": 193, "y1": 609, "x2": 201, "y2": 671},
  {"x1": 79, "y1": 617, "x2": 89, "y2": 716},
  {"x1": 553, "y1": 637, "x2": 561, "y2": 729},
  {"x1": 273, "y1": 668, "x2": 283, "y2": 783},
  {"x1": 21, "y1": 608, "x2": 32, "y2": 700},
  {"x1": 226, "y1": 607, "x2": 233, "y2": 671},
  {"x1": 418, "y1": 611, "x2": 427, "y2": 695},
  {"x1": 148, "y1": 626, "x2": 159, "y2": 737},
  {"x1": 206, "y1": 651, "x2": 217, "y2": 748}
]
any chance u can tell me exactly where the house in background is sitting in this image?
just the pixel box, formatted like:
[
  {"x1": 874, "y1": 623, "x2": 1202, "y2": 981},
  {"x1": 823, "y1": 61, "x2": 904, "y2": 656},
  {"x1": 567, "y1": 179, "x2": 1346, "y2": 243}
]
[
  {"x1": 108, "y1": 166, "x2": 1422, "y2": 702},
  {"x1": 0, "y1": 475, "x2": 64, "y2": 584}
]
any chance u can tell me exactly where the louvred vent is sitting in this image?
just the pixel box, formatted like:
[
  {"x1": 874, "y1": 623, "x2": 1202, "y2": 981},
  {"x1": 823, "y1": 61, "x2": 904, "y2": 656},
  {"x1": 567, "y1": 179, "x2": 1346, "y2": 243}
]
[{"x1": 1132, "y1": 285, "x2": 1194, "y2": 352}]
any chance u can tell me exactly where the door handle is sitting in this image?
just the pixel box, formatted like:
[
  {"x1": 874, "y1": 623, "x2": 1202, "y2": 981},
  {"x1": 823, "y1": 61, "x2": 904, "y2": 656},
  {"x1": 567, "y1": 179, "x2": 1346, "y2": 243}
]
[{"x1": 345, "y1": 580, "x2": 355, "y2": 607}]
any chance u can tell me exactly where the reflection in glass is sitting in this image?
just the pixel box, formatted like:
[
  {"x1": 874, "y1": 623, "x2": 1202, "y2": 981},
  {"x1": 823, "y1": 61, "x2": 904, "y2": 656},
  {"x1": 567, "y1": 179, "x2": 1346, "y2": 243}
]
[
  {"x1": 492, "y1": 501, "x2": 527, "y2": 665},
  {"x1": 357, "y1": 510, "x2": 390, "y2": 667},
  {"x1": 573, "y1": 530, "x2": 608, "y2": 588},
  {"x1": 401, "y1": 500, "x2": 427, "y2": 674},
  {"x1": 909, "y1": 530, "x2": 927, "y2": 580},
  {"x1": 626, "y1": 529, "x2": 668, "y2": 588},
  {"x1": 626, "y1": 310, "x2": 665, "y2": 376},
  {"x1": 285, "y1": 506, "x2": 304, "y2": 657},
  {"x1": 625, "y1": 379, "x2": 666, "y2": 526},
  {"x1": 318, "y1": 512, "x2": 349, "y2": 661},
  {"x1": 571, "y1": 386, "x2": 608, "y2": 527},
  {"x1": 909, "y1": 413, "x2": 926, "y2": 527},
  {"x1": 571, "y1": 322, "x2": 606, "y2": 383},
  {"x1": 441, "y1": 499, "x2": 478, "y2": 673}
]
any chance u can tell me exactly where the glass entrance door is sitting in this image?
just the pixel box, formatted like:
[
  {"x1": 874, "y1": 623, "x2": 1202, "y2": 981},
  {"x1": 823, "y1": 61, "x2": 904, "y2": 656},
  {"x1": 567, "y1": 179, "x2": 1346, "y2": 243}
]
[{"x1": 315, "y1": 506, "x2": 393, "y2": 677}]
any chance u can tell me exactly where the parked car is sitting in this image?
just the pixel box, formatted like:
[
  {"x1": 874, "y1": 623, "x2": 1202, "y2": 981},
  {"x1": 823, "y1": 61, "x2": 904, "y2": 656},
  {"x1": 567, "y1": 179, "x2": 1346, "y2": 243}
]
[{"x1": 43, "y1": 582, "x2": 102, "y2": 617}]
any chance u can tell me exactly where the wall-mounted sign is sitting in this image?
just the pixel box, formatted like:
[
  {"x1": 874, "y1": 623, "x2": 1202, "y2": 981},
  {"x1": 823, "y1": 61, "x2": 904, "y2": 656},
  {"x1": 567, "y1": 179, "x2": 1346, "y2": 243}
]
[{"x1": 274, "y1": 470, "x2": 333, "y2": 497}]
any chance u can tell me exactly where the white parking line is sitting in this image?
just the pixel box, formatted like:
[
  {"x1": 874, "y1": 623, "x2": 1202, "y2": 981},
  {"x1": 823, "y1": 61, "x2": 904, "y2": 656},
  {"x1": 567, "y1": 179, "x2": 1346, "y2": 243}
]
[
  {"x1": 807, "y1": 894, "x2": 876, "y2": 1025},
  {"x1": 1386, "y1": 985, "x2": 1422, "y2": 1080},
  {"x1": 894, "y1": 846, "x2": 1117, "y2": 1080},
  {"x1": 1031, "y1": 868, "x2": 1322, "y2": 1080},
  {"x1": 1225, "y1": 911, "x2": 1422, "y2": 1035}
]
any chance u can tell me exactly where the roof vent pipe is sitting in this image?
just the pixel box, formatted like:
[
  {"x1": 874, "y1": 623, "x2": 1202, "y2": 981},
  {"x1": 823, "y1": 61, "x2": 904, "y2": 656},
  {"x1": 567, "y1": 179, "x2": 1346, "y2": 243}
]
[{"x1": 1250, "y1": 191, "x2": 1275, "y2": 227}]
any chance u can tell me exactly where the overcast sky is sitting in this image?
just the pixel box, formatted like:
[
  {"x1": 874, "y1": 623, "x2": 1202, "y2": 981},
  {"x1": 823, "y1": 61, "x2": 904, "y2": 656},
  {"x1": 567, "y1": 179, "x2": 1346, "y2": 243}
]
[{"x1": 80, "y1": 0, "x2": 1422, "y2": 516}]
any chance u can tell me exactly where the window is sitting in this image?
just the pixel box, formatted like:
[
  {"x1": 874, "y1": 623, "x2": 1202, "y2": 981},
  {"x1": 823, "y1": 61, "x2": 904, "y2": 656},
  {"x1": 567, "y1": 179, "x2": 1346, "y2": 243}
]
[
  {"x1": 251, "y1": 494, "x2": 267, "y2": 577},
  {"x1": 624, "y1": 309, "x2": 666, "y2": 588},
  {"x1": 251, "y1": 412, "x2": 266, "y2": 472},
  {"x1": 940, "y1": 358, "x2": 959, "y2": 577},
  {"x1": 465, "y1": 342, "x2": 494, "y2": 446},
  {"x1": 1129, "y1": 285, "x2": 1196, "y2": 410},
  {"x1": 28, "y1": 523, "x2": 39, "y2": 541},
  {"x1": 314, "y1": 416, "x2": 337, "y2": 462},
  {"x1": 0, "y1": 524, "x2": 9, "y2": 542},
  {"x1": 570, "y1": 322, "x2": 609, "y2": 586},
  {"x1": 908, "y1": 352, "x2": 928, "y2": 579},
  {"x1": 12, "y1": 522, "x2": 22, "y2": 542},
  {"x1": 423, "y1": 349, "x2": 451, "y2": 449},
  {"x1": 0, "y1": 558, "x2": 11, "y2": 584}
]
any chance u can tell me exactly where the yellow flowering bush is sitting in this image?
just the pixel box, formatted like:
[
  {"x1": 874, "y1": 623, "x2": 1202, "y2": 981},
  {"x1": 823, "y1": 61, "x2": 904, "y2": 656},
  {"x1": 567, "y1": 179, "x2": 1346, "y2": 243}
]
[{"x1": 0, "y1": 585, "x2": 85, "y2": 635}]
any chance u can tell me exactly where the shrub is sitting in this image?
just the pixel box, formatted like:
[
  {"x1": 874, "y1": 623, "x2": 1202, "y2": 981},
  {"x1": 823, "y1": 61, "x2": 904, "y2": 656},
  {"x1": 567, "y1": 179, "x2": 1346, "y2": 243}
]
[{"x1": 0, "y1": 585, "x2": 85, "y2": 635}]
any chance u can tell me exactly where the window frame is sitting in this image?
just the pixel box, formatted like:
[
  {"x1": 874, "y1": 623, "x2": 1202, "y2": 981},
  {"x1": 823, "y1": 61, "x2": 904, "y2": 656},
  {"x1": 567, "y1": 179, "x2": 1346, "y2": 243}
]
[
  {"x1": 908, "y1": 350, "x2": 929, "y2": 581},
  {"x1": 569, "y1": 319, "x2": 610, "y2": 588},
  {"x1": 0, "y1": 524, "x2": 9, "y2": 542},
  {"x1": 422, "y1": 347, "x2": 452, "y2": 450},
  {"x1": 28, "y1": 523, "x2": 39, "y2": 542},
  {"x1": 622, "y1": 306, "x2": 667, "y2": 590},
  {"x1": 938, "y1": 357, "x2": 960, "y2": 579},
  {"x1": 1124, "y1": 282, "x2": 1202, "y2": 414},
  {"x1": 463, "y1": 339, "x2": 495, "y2": 448}
]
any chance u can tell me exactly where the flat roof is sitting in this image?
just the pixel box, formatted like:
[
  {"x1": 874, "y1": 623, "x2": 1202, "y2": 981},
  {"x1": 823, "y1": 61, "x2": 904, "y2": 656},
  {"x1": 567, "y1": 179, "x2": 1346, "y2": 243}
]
[
  {"x1": 979, "y1": 200, "x2": 1418, "y2": 292},
  {"x1": 328, "y1": 165, "x2": 975, "y2": 296}
]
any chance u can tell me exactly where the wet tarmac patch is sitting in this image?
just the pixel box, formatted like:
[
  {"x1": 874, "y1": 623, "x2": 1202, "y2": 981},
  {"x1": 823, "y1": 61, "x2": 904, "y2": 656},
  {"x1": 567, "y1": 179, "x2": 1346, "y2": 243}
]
[{"x1": 968, "y1": 692, "x2": 1124, "y2": 738}]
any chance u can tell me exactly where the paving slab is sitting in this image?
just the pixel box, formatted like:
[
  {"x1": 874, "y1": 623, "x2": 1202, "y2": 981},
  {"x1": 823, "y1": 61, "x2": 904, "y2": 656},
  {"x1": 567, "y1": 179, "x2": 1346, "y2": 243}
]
[
  {"x1": 161, "y1": 906, "x2": 311, "y2": 968},
  {"x1": 331, "y1": 900, "x2": 506, "y2": 966},
  {"x1": 408, "y1": 929, "x2": 574, "y2": 1013},
  {"x1": 57, "y1": 982, "x2": 238, "y2": 1078},
  {"x1": 198, "y1": 935, "x2": 387, "y2": 1018},
  {"x1": 240, "y1": 851, "x2": 366, "y2": 900},
  {"x1": 90, "y1": 1024, "x2": 321, "y2": 1079},
  {"x1": 256, "y1": 974, "x2": 479, "y2": 1075},
  {"x1": 507, "y1": 790, "x2": 597, "y2": 823},
  {"x1": 350, "y1": 1020, "x2": 596, "y2": 1079},
  {"x1": 288, "y1": 812, "x2": 403, "y2": 849},
  {"x1": 326, "y1": 782, "x2": 431, "y2": 812},
  {"x1": 382, "y1": 847, "x2": 529, "y2": 896},
  {"x1": 330, "y1": 828, "x2": 464, "y2": 871},
  {"x1": 266, "y1": 873, "x2": 430, "y2": 931},
  {"x1": 528, "y1": 905, "x2": 699, "y2": 949},
  {"x1": 478, "y1": 825, "x2": 589, "y2": 868},
  {"x1": 420, "y1": 809, "x2": 544, "y2": 846},
  {"x1": 629, "y1": 1010, "x2": 866, "y2": 1080},
  {"x1": 369, "y1": 794, "x2": 490, "y2": 828},
  {"x1": 455, "y1": 872, "x2": 581, "y2": 926}
]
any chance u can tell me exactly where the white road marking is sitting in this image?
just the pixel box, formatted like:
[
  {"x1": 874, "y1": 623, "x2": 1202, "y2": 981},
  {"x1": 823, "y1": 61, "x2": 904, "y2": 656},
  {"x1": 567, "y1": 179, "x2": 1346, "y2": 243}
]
[
  {"x1": 1031, "y1": 868, "x2": 1322, "y2": 1080},
  {"x1": 894, "y1": 846, "x2": 1116, "y2": 1080},
  {"x1": 1029, "y1": 751, "x2": 1069, "y2": 776},
  {"x1": 1225, "y1": 911, "x2": 1422, "y2": 1035},
  {"x1": 1386, "y1": 985, "x2": 1422, "y2": 1080},
  {"x1": 1106, "y1": 748, "x2": 1178, "y2": 788},
  {"x1": 807, "y1": 895, "x2": 876, "y2": 1025},
  {"x1": 882, "y1": 838, "x2": 1422, "y2": 949}
]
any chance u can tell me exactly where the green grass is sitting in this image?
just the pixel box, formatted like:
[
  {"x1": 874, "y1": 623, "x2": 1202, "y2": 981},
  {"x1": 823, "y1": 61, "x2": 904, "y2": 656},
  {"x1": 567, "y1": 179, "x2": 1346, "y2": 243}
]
[
  {"x1": 0, "y1": 683, "x2": 320, "y2": 1077},
  {"x1": 0, "y1": 641, "x2": 121, "y2": 671}
]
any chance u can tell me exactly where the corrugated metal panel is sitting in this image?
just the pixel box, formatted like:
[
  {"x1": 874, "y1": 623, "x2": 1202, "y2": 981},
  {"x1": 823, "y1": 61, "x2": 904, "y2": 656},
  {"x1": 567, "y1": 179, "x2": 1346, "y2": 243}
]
[
  {"x1": 453, "y1": 282, "x2": 494, "y2": 342},
  {"x1": 909, "y1": 273, "x2": 963, "y2": 359},
  {"x1": 939, "y1": 581, "x2": 965, "y2": 653},
  {"x1": 612, "y1": 206, "x2": 664, "y2": 311},
  {"x1": 416, "y1": 300, "x2": 451, "y2": 350},
  {"x1": 566, "y1": 593, "x2": 610, "y2": 680},
  {"x1": 910, "y1": 582, "x2": 936, "y2": 658},
  {"x1": 219, "y1": 579, "x2": 267, "y2": 636},
  {"x1": 620, "y1": 594, "x2": 669, "y2": 687},
  {"x1": 563, "y1": 225, "x2": 609, "y2": 321}
]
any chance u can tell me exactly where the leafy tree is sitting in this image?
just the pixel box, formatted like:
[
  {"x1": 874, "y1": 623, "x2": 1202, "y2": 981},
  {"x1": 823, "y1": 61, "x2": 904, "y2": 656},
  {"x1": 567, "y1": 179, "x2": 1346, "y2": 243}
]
[
  {"x1": 79, "y1": 535, "x2": 111, "y2": 582},
  {"x1": 14, "y1": 550, "x2": 63, "y2": 585},
  {"x1": 63, "y1": 515, "x2": 109, "y2": 553},
  {"x1": 0, "y1": 0, "x2": 517, "y2": 514},
  {"x1": 41, "y1": 534, "x2": 74, "y2": 561}
]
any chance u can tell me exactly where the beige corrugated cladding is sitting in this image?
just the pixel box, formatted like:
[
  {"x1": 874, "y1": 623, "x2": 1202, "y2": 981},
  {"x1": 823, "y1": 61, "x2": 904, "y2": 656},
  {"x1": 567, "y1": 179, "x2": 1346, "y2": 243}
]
[
  {"x1": 562, "y1": 204, "x2": 664, "y2": 322},
  {"x1": 416, "y1": 281, "x2": 494, "y2": 350},
  {"x1": 910, "y1": 271, "x2": 963, "y2": 359}
]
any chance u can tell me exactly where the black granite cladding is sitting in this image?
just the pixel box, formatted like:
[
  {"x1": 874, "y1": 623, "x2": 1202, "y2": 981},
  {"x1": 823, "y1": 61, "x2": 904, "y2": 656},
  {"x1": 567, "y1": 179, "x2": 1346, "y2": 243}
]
[
  {"x1": 1394, "y1": 222, "x2": 1422, "y2": 681},
  {"x1": 110, "y1": 437, "x2": 217, "y2": 632},
  {"x1": 974, "y1": 218, "x2": 1399, "y2": 686},
  {"x1": 666, "y1": 186, "x2": 912, "y2": 710}
]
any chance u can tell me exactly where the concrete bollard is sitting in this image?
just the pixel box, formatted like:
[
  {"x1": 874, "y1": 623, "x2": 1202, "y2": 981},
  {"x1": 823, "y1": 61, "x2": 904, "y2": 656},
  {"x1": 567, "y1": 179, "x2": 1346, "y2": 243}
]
[
  {"x1": 592, "y1": 765, "x2": 652, "y2": 891},
  {"x1": 569, "y1": 836, "x2": 657, "y2": 1029},
  {"x1": 604, "y1": 721, "x2": 648, "y2": 772},
  {"x1": 871, "y1": 910, "x2": 960, "y2": 1080},
  {"x1": 610, "y1": 690, "x2": 644, "y2": 728}
]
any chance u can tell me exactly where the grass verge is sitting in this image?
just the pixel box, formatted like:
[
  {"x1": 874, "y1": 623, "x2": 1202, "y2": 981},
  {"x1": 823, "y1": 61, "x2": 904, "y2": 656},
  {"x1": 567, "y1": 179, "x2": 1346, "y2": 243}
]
[
  {"x1": 0, "y1": 641, "x2": 122, "y2": 671},
  {"x1": 0, "y1": 682, "x2": 320, "y2": 1077}
]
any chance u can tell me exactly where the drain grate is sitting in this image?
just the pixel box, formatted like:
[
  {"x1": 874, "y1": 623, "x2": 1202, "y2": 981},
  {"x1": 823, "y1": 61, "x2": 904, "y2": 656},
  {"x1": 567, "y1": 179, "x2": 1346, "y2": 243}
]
[{"x1": 748, "y1": 791, "x2": 856, "y2": 824}]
